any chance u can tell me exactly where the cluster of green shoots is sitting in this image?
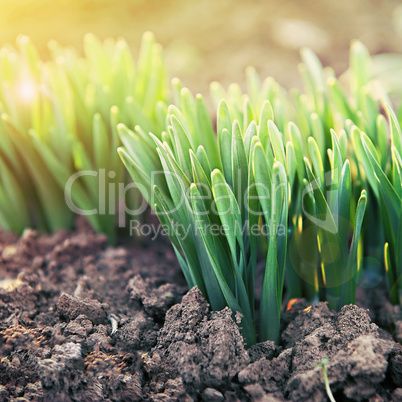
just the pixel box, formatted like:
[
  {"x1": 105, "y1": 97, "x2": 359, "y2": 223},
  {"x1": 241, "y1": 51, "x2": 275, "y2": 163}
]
[
  {"x1": 1, "y1": 33, "x2": 401, "y2": 346},
  {"x1": 119, "y1": 41, "x2": 401, "y2": 345},
  {"x1": 0, "y1": 32, "x2": 168, "y2": 242}
]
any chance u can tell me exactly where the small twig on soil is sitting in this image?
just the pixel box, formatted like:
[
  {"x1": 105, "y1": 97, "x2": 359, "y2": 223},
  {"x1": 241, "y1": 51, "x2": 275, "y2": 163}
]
[
  {"x1": 74, "y1": 276, "x2": 89, "y2": 298},
  {"x1": 108, "y1": 314, "x2": 119, "y2": 335}
]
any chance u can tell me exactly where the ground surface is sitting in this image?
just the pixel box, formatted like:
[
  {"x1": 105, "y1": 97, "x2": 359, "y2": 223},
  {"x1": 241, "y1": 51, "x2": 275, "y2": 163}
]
[{"x1": 1, "y1": 221, "x2": 402, "y2": 401}]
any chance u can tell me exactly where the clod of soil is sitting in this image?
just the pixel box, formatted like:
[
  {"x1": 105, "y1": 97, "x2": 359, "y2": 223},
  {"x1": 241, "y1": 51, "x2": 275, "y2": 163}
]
[
  {"x1": 127, "y1": 274, "x2": 185, "y2": 320},
  {"x1": 142, "y1": 287, "x2": 250, "y2": 399},
  {"x1": 57, "y1": 293, "x2": 109, "y2": 324},
  {"x1": 280, "y1": 303, "x2": 401, "y2": 401}
]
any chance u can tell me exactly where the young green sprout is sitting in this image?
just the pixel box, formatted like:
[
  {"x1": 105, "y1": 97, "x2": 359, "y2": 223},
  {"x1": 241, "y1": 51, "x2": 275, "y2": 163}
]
[
  {"x1": 356, "y1": 105, "x2": 402, "y2": 304},
  {"x1": 118, "y1": 39, "x2": 402, "y2": 343},
  {"x1": 316, "y1": 358, "x2": 336, "y2": 402},
  {"x1": 0, "y1": 32, "x2": 168, "y2": 241},
  {"x1": 119, "y1": 86, "x2": 290, "y2": 345},
  {"x1": 2, "y1": 31, "x2": 402, "y2": 347},
  {"x1": 301, "y1": 130, "x2": 367, "y2": 310}
]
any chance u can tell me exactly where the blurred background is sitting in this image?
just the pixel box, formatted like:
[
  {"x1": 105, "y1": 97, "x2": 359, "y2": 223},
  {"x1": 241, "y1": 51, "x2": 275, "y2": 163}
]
[{"x1": 0, "y1": 0, "x2": 401, "y2": 94}]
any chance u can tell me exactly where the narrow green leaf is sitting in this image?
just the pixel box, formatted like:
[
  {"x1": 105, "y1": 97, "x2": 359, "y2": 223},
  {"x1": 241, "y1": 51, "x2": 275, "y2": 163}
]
[
  {"x1": 93, "y1": 113, "x2": 109, "y2": 169},
  {"x1": 300, "y1": 47, "x2": 325, "y2": 88},
  {"x1": 196, "y1": 94, "x2": 221, "y2": 169},
  {"x1": 243, "y1": 97, "x2": 255, "y2": 133},
  {"x1": 217, "y1": 99, "x2": 232, "y2": 139},
  {"x1": 211, "y1": 169, "x2": 245, "y2": 266},
  {"x1": 289, "y1": 122, "x2": 305, "y2": 184},
  {"x1": 310, "y1": 112, "x2": 325, "y2": 158},
  {"x1": 286, "y1": 141, "x2": 297, "y2": 189},
  {"x1": 170, "y1": 114, "x2": 194, "y2": 179},
  {"x1": 376, "y1": 114, "x2": 389, "y2": 171},
  {"x1": 307, "y1": 137, "x2": 324, "y2": 190},
  {"x1": 244, "y1": 121, "x2": 257, "y2": 164},
  {"x1": 362, "y1": 132, "x2": 400, "y2": 218},
  {"x1": 268, "y1": 120, "x2": 286, "y2": 167},
  {"x1": 232, "y1": 120, "x2": 248, "y2": 219},
  {"x1": 350, "y1": 40, "x2": 371, "y2": 98},
  {"x1": 219, "y1": 128, "x2": 233, "y2": 187},
  {"x1": 258, "y1": 100, "x2": 274, "y2": 150},
  {"x1": 386, "y1": 103, "x2": 402, "y2": 157},
  {"x1": 252, "y1": 142, "x2": 272, "y2": 224}
]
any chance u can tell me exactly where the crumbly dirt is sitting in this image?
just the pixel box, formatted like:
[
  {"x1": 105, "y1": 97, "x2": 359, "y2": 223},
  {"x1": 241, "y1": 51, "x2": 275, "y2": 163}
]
[{"x1": 0, "y1": 220, "x2": 402, "y2": 401}]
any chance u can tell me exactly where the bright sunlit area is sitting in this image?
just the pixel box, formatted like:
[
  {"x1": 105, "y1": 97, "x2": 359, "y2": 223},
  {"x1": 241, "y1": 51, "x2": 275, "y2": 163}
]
[{"x1": 1, "y1": 0, "x2": 401, "y2": 92}]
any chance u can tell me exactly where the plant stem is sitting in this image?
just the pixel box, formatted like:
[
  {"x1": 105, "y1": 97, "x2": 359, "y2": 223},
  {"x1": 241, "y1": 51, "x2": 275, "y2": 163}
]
[{"x1": 321, "y1": 361, "x2": 336, "y2": 402}]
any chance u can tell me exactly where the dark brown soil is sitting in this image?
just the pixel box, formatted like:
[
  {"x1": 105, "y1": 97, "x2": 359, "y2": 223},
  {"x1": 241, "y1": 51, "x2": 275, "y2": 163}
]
[{"x1": 0, "y1": 220, "x2": 402, "y2": 401}]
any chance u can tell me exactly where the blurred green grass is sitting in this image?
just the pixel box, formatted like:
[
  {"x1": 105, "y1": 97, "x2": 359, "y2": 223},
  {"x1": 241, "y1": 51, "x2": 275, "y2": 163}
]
[{"x1": 0, "y1": 0, "x2": 401, "y2": 93}]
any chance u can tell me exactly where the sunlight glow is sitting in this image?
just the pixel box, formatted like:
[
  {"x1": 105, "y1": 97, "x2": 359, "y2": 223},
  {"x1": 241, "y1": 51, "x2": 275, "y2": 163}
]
[{"x1": 17, "y1": 80, "x2": 37, "y2": 102}]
